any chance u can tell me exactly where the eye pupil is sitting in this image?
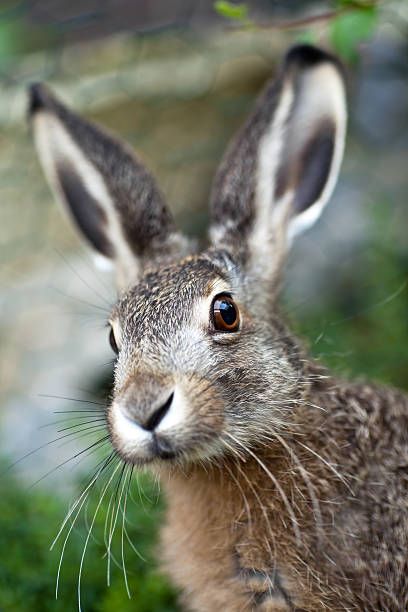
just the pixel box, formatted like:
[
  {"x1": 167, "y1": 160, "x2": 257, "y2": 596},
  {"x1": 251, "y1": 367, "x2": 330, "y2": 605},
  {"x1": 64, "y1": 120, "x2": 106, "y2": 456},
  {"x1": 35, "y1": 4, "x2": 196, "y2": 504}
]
[
  {"x1": 212, "y1": 294, "x2": 240, "y2": 332},
  {"x1": 219, "y1": 300, "x2": 236, "y2": 326}
]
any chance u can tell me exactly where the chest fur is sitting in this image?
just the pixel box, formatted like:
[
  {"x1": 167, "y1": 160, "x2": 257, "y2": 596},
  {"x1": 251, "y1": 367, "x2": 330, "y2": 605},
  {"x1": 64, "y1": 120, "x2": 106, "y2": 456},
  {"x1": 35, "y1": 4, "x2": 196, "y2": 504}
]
[{"x1": 158, "y1": 467, "x2": 322, "y2": 611}]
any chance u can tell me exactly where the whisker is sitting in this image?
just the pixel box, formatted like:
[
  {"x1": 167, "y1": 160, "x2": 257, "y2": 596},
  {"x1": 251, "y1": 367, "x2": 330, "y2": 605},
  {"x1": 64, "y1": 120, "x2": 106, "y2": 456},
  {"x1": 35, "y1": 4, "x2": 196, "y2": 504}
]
[
  {"x1": 53, "y1": 451, "x2": 117, "y2": 598},
  {"x1": 56, "y1": 484, "x2": 91, "y2": 599},
  {"x1": 129, "y1": 476, "x2": 152, "y2": 510},
  {"x1": 103, "y1": 463, "x2": 128, "y2": 582},
  {"x1": 55, "y1": 419, "x2": 107, "y2": 434},
  {"x1": 121, "y1": 466, "x2": 133, "y2": 599},
  {"x1": 53, "y1": 410, "x2": 105, "y2": 415},
  {"x1": 123, "y1": 517, "x2": 147, "y2": 563},
  {"x1": 39, "y1": 393, "x2": 106, "y2": 407},
  {"x1": 65, "y1": 438, "x2": 112, "y2": 474},
  {"x1": 56, "y1": 423, "x2": 107, "y2": 443},
  {"x1": 226, "y1": 432, "x2": 302, "y2": 547},
  {"x1": 297, "y1": 441, "x2": 352, "y2": 492},
  {"x1": 107, "y1": 463, "x2": 127, "y2": 586},
  {"x1": 49, "y1": 285, "x2": 111, "y2": 314},
  {"x1": 77, "y1": 460, "x2": 123, "y2": 611},
  {"x1": 54, "y1": 247, "x2": 113, "y2": 309},
  {"x1": 330, "y1": 280, "x2": 407, "y2": 326},
  {"x1": 40, "y1": 416, "x2": 106, "y2": 429},
  {"x1": 3, "y1": 426, "x2": 104, "y2": 476},
  {"x1": 274, "y1": 433, "x2": 323, "y2": 538},
  {"x1": 233, "y1": 457, "x2": 277, "y2": 563},
  {"x1": 29, "y1": 435, "x2": 110, "y2": 491},
  {"x1": 223, "y1": 460, "x2": 253, "y2": 535},
  {"x1": 80, "y1": 250, "x2": 115, "y2": 297}
]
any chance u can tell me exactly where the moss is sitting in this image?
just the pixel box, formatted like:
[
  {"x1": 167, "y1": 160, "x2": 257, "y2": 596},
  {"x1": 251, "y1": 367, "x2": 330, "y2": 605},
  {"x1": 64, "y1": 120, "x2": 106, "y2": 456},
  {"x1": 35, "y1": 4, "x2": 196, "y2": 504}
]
[{"x1": 0, "y1": 465, "x2": 178, "y2": 611}]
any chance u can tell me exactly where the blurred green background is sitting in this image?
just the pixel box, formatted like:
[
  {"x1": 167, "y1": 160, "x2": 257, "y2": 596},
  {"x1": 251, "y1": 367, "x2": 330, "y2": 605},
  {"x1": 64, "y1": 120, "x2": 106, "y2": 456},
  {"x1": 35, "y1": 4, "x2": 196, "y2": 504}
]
[{"x1": 0, "y1": 1, "x2": 407, "y2": 610}]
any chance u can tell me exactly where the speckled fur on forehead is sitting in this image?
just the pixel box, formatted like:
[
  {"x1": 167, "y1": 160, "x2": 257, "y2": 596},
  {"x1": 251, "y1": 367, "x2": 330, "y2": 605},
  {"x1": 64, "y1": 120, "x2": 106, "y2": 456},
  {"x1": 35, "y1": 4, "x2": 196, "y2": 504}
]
[{"x1": 111, "y1": 252, "x2": 235, "y2": 339}]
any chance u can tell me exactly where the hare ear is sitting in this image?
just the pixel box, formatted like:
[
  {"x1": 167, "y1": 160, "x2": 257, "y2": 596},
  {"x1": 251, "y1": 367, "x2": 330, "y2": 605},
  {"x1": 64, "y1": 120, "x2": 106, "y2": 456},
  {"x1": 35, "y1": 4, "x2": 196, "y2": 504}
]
[
  {"x1": 209, "y1": 45, "x2": 347, "y2": 272},
  {"x1": 29, "y1": 84, "x2": 186, "y2": 289}
]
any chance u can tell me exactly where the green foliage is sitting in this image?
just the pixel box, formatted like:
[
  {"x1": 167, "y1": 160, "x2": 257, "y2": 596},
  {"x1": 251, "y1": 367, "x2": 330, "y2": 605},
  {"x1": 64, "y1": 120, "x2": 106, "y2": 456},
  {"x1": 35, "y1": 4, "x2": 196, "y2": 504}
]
[
  {"x1": 0, "y1": 465, "x2": 178, "y2": 611},
  {"x1": 291, "y1": 199, "x2": 408, "y2": 392},
  {"x1": 330, "y1": 6, "x2": 378, "y2": 62},
  {"x1": 335, "y1": 0, "x2": 376, "y2": 7},
  {"x1": 0, "y1": 19, "x2": 25, "y2": 57},
  {"x1": 213, "y1": 1, "x2": 249, "y2": 23},
  {"x1": 213, "y1": 0, "x2": 380, "y2": 64},
  {"x1": 0, "y1": 4, "x2": 55, "y2": 60}
]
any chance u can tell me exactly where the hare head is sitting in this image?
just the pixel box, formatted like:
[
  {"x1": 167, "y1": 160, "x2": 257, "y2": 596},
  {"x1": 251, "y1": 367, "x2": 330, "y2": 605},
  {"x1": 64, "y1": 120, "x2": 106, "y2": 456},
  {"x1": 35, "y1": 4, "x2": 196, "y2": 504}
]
[{"x1": 30, "y1": 45, "x2": 346, "y2": 468}]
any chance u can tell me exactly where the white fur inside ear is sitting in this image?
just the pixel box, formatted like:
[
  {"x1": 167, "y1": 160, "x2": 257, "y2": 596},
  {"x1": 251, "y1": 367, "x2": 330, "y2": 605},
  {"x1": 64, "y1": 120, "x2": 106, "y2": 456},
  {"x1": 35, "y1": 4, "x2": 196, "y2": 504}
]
[
  {"x1": 252, "y1": 61, "x2": 346, "y2": 250},
  {"x1": 33, "y1": 111, "x2": 140, "y2": 287},
  {"x1": 93, "y1": 252, "x2": 114, "y2": 271},
  {"x1": 288, "y1": 63, "x2": 347, "y2": 240},
  {"x1": 252, "y1": 82, "x2": 295, "y2": 252}
]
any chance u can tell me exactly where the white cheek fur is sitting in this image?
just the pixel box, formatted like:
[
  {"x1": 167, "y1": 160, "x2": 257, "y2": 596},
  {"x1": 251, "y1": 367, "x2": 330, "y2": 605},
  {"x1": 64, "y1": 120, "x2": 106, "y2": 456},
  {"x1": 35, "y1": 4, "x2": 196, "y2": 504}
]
[
  {"x1": 111, "y1": 403, "x2": 152, "y2": 457},
  {"x1": 111, "y1": 385, "x2": 190, "y2": 454}
]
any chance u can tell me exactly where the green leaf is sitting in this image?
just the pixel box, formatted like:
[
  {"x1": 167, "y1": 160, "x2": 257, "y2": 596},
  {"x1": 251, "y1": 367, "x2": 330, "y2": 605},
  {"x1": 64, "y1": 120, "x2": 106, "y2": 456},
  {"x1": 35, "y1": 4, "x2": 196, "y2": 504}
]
[
  {"x1": 213, "y1": 1, "x2": 248, "y2": 22},
  {"x1": 330, "y1": 7, "x2": 377, "y2": 62},
  {"x1": 336, "y1": 0, "x2": 376, "y2": 7},
  {"x1": 0, "y1": 20, "x2": 23, "y2": 57}
]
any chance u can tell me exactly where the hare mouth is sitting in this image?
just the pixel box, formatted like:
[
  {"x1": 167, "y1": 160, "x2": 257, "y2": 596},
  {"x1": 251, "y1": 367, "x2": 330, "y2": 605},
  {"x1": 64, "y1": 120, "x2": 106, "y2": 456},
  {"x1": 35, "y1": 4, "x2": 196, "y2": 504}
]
[
  {"x1": 151, "y1": 433, "x2": 178, "y2": 460},
  {"x1": 110, "y1": 425, "x2": 220, "y2": 466},
  {"x1": 109, "y1": 397, "x2": 223, "y2": 465}
]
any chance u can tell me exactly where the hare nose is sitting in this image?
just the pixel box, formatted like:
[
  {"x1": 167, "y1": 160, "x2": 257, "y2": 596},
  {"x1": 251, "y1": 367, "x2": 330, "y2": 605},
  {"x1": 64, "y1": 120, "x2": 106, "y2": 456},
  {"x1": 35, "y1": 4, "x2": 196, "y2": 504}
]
[{"x1": 140, "y1": 392, "x2": 174, "y2": 432}]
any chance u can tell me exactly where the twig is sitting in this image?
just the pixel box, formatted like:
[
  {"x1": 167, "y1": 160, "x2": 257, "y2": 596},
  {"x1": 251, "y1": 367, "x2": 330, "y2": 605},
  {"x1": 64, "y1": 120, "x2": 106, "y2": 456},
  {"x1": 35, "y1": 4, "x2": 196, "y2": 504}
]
[{"x1": 227, "y1": 2, "x2": 379, "y2": 32}]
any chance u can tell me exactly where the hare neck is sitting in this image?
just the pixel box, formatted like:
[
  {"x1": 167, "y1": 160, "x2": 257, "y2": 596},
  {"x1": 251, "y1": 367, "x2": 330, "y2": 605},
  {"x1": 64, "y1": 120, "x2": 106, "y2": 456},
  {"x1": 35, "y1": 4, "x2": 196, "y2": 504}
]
[{"x1": 157, "y1": 419, "x2": 337, "y2": 611}]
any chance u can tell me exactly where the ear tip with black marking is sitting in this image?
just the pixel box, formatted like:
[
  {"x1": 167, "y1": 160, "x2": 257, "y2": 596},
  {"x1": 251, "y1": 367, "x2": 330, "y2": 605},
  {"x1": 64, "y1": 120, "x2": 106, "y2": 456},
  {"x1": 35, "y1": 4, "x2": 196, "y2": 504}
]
[
  {"x1": 285, "y1": 44, "x2": 343, "y2": 73},
  {"x1": 28, "y1": 82, "x2": 52, "y2": 117}
]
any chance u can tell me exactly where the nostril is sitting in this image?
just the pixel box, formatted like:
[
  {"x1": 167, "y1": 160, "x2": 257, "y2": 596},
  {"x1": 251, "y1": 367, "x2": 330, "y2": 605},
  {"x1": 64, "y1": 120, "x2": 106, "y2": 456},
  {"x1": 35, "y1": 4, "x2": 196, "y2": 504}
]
[{"x1": 142, "y1": 392, "x2": 174, "y2": 432}]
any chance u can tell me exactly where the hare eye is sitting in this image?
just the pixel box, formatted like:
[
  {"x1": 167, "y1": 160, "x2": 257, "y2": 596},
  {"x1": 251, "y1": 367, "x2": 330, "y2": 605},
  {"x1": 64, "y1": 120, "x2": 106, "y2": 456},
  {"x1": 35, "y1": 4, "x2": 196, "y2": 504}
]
[
  {"x1": 212, "y1": 294, "x2": 240, "y2": 332},
  {"x1": 109, "y1": 327, "x2": 119, "y2": 354}
]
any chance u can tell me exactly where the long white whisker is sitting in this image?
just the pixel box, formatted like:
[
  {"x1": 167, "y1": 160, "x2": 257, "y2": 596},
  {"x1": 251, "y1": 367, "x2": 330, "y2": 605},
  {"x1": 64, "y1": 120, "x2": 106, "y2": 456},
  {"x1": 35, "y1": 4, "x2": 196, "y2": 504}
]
[
  {"x1": 123, "y1": 522, "x2": 147, "y2": 562},
  {"x1": 222, "y1": 438, "x2": 277, "y2": 561},
  {"x1": 51, "y1": 453, "x2": 113, "y2": 551},
  {"x1": 55, "y1": 488, "x2": 90, "y2": 599},
  {"x1": 226, "y1": 432, "x2": 302, "y2": 547},
  {"x1": 107, "y1": 463, "x2": 127, "y2": 586},
  {"x1": 77, "y1": 461, "x2": 122, "y2": 611},
  {"x1": 121, "y1": 466, "x2": 133, "y2": 599},
  {"x1": 297, "y1": 441, "x2": 352, "y2": 492},
  {"x1": 274, "y1": 433, "x2": 323, "y2": 537},
  {"x1": 223, "y1": 460, "x2": 253, "y2": 535},
  {"x1": 234, "y1": 458, "x2": 277, "y2": 563}
]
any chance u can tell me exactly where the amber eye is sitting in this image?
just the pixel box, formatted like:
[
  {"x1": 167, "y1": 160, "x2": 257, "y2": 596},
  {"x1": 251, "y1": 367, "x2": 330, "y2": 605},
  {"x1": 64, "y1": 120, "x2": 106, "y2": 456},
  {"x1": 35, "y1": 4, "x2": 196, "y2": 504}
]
[
  {"x1": 212, "y1": 294, "x2": 240, "y2": 332},
  {"x1": 109, "y1": 327, "x2": 119, "y2": 354}
]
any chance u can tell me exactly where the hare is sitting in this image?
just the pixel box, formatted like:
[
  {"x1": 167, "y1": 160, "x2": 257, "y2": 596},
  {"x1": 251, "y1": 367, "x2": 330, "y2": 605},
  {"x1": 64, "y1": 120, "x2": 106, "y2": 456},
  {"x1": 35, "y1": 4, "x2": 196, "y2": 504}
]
[{"x1": 29, "y1": 44, "x2": 408, "y2": 611}]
